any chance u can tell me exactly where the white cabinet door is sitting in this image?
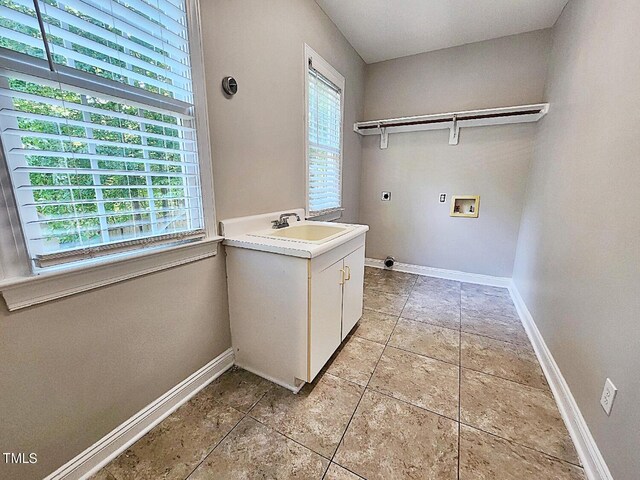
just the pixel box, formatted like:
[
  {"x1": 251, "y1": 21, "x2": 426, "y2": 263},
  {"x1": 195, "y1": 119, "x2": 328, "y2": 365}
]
[
  {"x1": 341, "y1": 245, "x2": 365, "y2": 340},
  {"x1": 309, "y1": 258, "x2": 344, "y2": 381}
]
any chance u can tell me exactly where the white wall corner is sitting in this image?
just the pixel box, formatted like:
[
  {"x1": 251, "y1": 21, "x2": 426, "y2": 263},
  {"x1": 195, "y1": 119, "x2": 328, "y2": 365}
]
[
  {"x1": 43, "y1": 348, "x2": 235, "y2": 480},
  {"x1": 508, "y1": 282, "x2": 613, "y2": 480}
]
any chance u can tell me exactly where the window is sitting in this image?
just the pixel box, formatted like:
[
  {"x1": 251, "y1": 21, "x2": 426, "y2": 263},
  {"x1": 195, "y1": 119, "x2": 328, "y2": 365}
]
[
  {"x1": 0, "y1": 0, "x2": 210, "y2": 270},
  {"x1": 305, "y1": 45, "x2": 344, "y2": 218}
]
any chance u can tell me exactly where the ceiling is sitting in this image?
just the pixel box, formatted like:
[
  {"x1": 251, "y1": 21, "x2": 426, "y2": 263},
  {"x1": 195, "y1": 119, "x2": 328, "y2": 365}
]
[{"x1": 315, "y1": 0, "x2": 568, "y2": 64}]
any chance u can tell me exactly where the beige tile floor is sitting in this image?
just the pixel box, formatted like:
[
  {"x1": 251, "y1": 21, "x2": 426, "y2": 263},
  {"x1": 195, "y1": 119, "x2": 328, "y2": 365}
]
[{"x1": 93, "y1": 267, "x2": 585, "y2": 480}]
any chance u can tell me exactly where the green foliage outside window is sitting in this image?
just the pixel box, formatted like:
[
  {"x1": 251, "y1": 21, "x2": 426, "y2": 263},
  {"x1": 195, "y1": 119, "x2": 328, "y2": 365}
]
[{"x1": 0, "y1": 0, "x2": 196, "y2": 253}]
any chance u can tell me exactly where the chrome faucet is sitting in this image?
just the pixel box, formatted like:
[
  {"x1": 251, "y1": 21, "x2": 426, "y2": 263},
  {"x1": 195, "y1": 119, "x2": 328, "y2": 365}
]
[{"x1": 271, "y1": 213, "x2": 301, "y2": 229}]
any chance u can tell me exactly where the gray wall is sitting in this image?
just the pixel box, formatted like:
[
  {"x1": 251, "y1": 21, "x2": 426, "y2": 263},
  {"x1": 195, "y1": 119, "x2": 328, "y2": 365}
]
[
  {"x1": 201, "y1": 0, "x2": 366, "y2": 223},
  {"x1": 512, "y1": 1, "x2": 640, "y2": 478},
  {"x1": 0, "y1": 1, "x2": 365, "y2": 478},
  {"x1": 359, "y1": 30, "x2": 551, "y2": 276},
  {"x1": 0, "y1": 256, "x2": 231, "y2": 480}
]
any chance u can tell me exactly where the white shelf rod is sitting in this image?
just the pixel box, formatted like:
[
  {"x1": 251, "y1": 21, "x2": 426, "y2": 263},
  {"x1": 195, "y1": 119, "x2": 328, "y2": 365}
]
[{"x1": 353, "y1": 103, "x2": 549, "y2": 149}]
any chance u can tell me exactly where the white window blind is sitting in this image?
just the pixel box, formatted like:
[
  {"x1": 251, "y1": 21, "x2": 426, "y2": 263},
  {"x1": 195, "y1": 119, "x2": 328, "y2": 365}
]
[
  {"x1": 307, "y1": 52, "x2": 343, "y2": 217},
  {"x1": 0, "y1": 0, "x2": 205, "y2": 268}
]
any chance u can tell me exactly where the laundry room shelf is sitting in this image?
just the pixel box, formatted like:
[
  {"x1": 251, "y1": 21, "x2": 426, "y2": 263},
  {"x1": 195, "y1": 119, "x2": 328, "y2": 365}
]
[{"x1": 353, "y1": 103, "x2": 549, "y2": 148}]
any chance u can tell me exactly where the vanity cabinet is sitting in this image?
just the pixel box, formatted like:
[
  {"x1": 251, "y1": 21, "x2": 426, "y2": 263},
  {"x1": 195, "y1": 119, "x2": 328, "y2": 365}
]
[
  {"x1": 341, "y1": 246, "x2": 365, "y2": 338},
  {"x1": 309, "y1": 244, "x2": 365, "y2": 380},
  {"x1": 225, "y1": 234, "x2": 366, "y2": 392}
]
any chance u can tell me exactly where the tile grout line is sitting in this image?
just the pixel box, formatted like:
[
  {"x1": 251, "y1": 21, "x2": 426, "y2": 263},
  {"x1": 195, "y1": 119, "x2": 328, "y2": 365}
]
[
  {"x1": 248, "y1": 413, "x2": 335, "y2": 462},
  {"x1": 186, "y1": 383, "x2": 344, "y2": 479},
  {"x1": 457, "y1": 289, "x2": 584, "y2": 471},
  {"x1": 244, "y1": 378, "x2": 359, "y2": 466},
  {"x1": 248, "y1": 350, "x2": 577, "y2": 476},
  {"x1": 327, "y1": 311, "x2": 399, "y2": 459},
  {"x1": 396, "y1": 315, "x2": 463, "y2": 334},
  {"x1": 242, "y1": 387, "x2": 357, "y2": 472},
  {"x1": 322, "y1": 367, "x2": 553, "y2": 458},
  {"x1": 105, "y1": 394, "x2": 250, "y2": 480},
  {"x1": 326, "y1": 277, "x2": 412, "y2": 476},
  {"x1": 381, "y1": 339, "x2": 549, "y2": 393},
  {"x1": 184, "y1": 387, "x2": 272, "y2": 480},
  {"x1": 323, "y1": 464, "x2": 365, "y2": 480},
  {"x1": 362, "y1": 386, "x2": 460, "y2": 424},
  {"x1": 384, "y1": 343, "x2": 460, "y2": 368},
  {"x1": 401, "y1": 313, "x2": 533, "y2": 350},
  {"x1": 458, "y1": 366, "x2": 551, "y2": 393},
  {"x1": 457, "y1": 329, "x2": 531, "y2": 348},
  {"x1": 460, "y1": 329, "x2": 536, "y2": 351},
  {"x1": 333, "y1": 279, "x2": 575, "y2": 475},
  {"x1": 335, "y1": 273, "x2": 463, "y2": 467},
  {"x1": 183, "y1": 405, "x2": 247, "y2": 480},
  {"x1": 400, "y1": 301, "x2": 530, "y2": 343},
  {"x1": 362, "y1": 302, "x2": 540, "y2": 473},
  {"x1": 457, "y1": 421, "x2": 585, "y2": 469}
]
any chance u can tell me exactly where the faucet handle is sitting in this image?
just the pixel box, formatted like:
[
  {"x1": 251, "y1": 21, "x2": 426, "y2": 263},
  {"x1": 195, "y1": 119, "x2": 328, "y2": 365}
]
[
  {"x1": 272, "y1": 213, "x2": 300, "y2": 229},
  {"x1": 279, "y1": 212, "x2": 300, "y2": 221},
  {"x1": 271, "y1": 217, "x2": 290, "y2": 229}
]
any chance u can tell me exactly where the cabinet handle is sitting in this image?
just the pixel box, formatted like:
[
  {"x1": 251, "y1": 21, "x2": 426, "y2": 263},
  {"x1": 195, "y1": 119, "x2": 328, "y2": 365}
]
[
  {"x1": 339, "y1": 268, "x2": 345, "y2": 285},
  {"x1": 345, "y1": 265, "x2": 351, "y2": 281}
]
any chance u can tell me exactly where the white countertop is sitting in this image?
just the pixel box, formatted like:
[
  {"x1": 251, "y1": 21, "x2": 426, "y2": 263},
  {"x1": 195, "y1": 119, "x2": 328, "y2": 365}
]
[{"x1": 220, "y1": 210, "x2": 369, "y2": 259}]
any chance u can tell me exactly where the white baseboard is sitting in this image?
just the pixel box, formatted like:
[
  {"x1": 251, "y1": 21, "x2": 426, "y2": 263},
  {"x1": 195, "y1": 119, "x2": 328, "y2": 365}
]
[
  {"x1": 366, "y1": 256, "x2": 610, "y2": 478},
  {"x1": 44, "y1": 348, "x2": 235, "y2": 480},
  {"x1": 509, "y1": 283, "x2": 612, "y2": 480},
  {"x1": 365, "y1": 258, "x2": 511, "y2": 287}
]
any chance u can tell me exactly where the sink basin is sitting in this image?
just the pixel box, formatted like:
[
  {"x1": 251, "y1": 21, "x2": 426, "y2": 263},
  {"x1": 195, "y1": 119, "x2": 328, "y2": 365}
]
[
  {"x1": 249, "y1": 223, "x2": 350, "y2": 244},
  {"x1": 269, "y1": 224, "x2": 348, "y2": 241}
]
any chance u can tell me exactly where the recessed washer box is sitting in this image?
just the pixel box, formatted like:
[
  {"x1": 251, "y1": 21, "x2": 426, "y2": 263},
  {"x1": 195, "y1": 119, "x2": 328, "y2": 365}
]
[{"x1": 450, "y1": 195, "x2": 480, "y2": 218}]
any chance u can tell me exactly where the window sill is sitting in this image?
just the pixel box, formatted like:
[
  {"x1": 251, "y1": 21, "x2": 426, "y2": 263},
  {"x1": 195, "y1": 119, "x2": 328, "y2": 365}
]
[
  {"x1": 308, "y1": 209, "x2": 344, "y2": 222},
  {"x1": 0, "y1": 236, "x2": 224, "y2": 311}
]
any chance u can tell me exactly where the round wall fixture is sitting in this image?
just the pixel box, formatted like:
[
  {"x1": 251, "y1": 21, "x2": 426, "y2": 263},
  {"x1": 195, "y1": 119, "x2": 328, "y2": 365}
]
[{"x1": 222, "y1": 76, "x2": 238, "y2": 96}]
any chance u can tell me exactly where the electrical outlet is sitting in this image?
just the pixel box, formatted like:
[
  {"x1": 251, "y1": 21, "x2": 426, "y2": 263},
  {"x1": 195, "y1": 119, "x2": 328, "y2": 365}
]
[
  {"x1": 381, "y1": 191, "x2": 391, "y2": 201},
  {"x1": 600, "y1": 378, "x2": 617, "y2": 415}
]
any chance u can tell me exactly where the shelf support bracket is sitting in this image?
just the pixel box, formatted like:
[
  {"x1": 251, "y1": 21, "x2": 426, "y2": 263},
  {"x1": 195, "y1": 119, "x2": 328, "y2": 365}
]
[
  {"x1": 379, "y1": 125, "x2": 388, "y2": 149},
  {"x1": 449, "y1": 115, "x2": 459, "y2": 145}
]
